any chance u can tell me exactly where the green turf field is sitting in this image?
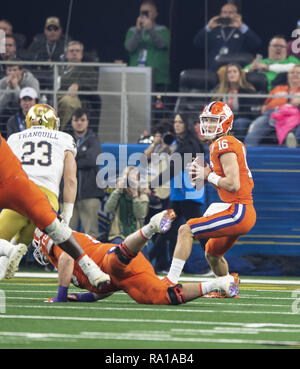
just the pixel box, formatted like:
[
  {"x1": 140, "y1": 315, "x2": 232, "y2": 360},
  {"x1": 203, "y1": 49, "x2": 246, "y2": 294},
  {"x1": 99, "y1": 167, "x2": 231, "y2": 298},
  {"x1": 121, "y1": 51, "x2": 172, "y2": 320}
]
[{"x1": 0, "y1": 273, "x2": 300, "y2": 350}]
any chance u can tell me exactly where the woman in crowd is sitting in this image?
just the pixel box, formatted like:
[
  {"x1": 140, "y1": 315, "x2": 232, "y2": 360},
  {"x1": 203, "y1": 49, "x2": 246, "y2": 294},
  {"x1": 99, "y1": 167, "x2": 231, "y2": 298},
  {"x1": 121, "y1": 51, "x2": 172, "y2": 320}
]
[
  {"x1": 148, "y1": 110, "x2": 206, "y2": 272},
  {"x1": 214, "y1": 63, "x2": 257, "y2": 141}
]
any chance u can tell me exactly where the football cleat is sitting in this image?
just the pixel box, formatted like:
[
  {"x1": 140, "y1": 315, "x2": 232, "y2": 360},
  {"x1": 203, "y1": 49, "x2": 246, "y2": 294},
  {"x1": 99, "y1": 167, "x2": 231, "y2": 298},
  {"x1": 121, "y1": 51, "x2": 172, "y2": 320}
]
[
  {"x1": 94, "y1": 273, "x2": 111, "y2": 289},
  {"x1": 201, "y1": 291, "x2": 226, "y2": 298},
  {"x1": 149, "y1": 209, "x2": 176, "y2": 234},
  {"x1": 215, "y1": 274, "x2": 239, "y2": 298},
  {"x1": 0, "y1": 256, "x2": 9, "y2": 280},
  {"x1": 230, "y1": 273, "x2": 240, "y2": 299},
  {"x1": 5, "y1": 244, "x2": 27, "y2": 279},
  {"x1": 44, "y1": 297, "x2": 67, "y2": 303}
]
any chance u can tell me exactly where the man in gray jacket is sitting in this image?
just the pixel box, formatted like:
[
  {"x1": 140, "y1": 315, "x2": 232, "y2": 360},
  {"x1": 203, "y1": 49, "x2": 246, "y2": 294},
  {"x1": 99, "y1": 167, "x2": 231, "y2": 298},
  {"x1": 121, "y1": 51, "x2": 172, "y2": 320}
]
[{"x1": 0, "y1": 59, "x2": 40, "y2": 116}]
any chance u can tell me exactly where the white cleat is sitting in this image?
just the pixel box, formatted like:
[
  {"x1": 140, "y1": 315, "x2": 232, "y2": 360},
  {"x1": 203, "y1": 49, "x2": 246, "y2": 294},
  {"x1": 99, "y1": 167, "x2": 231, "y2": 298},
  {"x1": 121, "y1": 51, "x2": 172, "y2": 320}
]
[
  {"x1": 149, "y1": 209, "x2": 176, "y2": 233},
  {"x1": 215, "y1": 274, "x2": 239, "y2": 298},
  {"x1": 0, "y1": 256, "x2": 9, "y2": 280},
  {"x1": 5, "y1": 244, "x2": 28, "y2": 279}
]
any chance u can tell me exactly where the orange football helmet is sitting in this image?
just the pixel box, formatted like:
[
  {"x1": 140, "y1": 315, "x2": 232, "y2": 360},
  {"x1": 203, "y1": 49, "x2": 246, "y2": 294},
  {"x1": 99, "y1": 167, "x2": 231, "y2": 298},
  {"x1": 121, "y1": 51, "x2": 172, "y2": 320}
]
[
  {"x1": 32, "y1": 228, "x2": 53, "y2": 266},
  {"x1": 200, "y1": 101, "x2": 233, "y2": 139}
]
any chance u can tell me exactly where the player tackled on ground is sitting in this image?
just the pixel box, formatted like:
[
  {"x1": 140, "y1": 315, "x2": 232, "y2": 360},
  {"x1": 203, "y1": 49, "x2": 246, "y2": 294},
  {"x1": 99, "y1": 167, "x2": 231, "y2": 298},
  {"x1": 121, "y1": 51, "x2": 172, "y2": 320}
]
[{"x1": 23, "y1": 209, "x2": 239, "y2": 304}]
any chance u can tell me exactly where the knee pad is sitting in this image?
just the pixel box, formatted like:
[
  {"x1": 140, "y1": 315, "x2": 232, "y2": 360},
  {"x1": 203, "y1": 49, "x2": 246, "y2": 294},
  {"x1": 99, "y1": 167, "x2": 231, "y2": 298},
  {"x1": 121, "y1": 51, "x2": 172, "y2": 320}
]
[
  {"x1": 44, "y1": 217, "x2": 72, "y2": 245},
  {"x1": 114, "y1": 242, "x2": 137, "y2": 265},
  {"x1": 167, "y1": 284, "x2": 186, "y2": 305}
]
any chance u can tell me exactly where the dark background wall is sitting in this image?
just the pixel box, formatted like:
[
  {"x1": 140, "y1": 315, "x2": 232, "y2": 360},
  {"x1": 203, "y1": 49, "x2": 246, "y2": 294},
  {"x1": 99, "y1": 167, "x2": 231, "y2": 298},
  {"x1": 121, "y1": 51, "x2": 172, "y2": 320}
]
[{"x1": 2, "y1": 0, "x2": 300, "y2": 89}]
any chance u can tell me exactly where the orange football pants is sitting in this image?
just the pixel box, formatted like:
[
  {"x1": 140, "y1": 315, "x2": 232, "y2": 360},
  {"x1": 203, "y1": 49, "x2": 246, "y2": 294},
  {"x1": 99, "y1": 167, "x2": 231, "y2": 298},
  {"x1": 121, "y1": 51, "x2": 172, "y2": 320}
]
[
  {"x1": 102, "y1": 249, "x2": 170, "y2": 305},
  {"x1": 0, "y1": 173, "x2": 57, "y2": 231},
  {"x1": 0, "y1": 135, "x2": 57, "y2": 230},
  {"x1": 187, "y1": 203, "x2": 256, "y2": 257}
]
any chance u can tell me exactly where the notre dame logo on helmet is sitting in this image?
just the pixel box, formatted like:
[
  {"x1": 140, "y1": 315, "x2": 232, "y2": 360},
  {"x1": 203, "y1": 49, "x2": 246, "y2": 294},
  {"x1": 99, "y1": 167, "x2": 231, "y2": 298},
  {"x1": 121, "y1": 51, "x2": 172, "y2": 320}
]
[{"x1": 26, "y1": 104, "x2": 60, "y2": 130}]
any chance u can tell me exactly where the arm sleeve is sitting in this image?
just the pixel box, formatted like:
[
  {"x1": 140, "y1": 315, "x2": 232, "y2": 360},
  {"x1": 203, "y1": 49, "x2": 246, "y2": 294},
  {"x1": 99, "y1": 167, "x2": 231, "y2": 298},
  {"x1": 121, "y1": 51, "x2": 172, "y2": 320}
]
[
  {"x1": 268, "y1": 63, "x2": 296, "y2": 73},
  {"x1": 124, "y1": 28, "x2": 142, "y2": 52},
  {"x1": 132, "y1": 193, "x2": 149, "y2": 219},
  {"x1": 148, "y1": 27, "x2": 170, "y2": 49},
  {"x1": 104, "y1": 190, "x2": 121, "y2": 213}
]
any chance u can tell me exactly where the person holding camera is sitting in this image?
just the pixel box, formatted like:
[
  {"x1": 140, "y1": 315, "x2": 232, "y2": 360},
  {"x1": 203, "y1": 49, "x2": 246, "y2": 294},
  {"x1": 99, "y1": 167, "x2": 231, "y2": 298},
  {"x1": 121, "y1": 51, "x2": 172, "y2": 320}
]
[
  {"x1": 124, "y1": 0, "x2": 171, "y2": 91},
  {"x1": 193, "y1": 3, "x2": 261, "y2": 71},
  {"x1": 104, "y1": 167, "x2": 149, "y2": 244}
]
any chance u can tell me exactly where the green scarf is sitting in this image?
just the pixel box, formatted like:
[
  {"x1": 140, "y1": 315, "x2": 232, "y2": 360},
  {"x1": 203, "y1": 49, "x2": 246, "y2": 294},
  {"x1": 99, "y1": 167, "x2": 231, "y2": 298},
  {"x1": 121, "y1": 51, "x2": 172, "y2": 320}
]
[{"x1": 119, "y1": 193, "x2": 137, "y2": 237}]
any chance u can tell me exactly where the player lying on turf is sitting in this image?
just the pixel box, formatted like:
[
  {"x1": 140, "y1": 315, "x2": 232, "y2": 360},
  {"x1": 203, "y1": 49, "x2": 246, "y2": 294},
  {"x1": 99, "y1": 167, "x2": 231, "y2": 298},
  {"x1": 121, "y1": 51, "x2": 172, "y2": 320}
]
[{"x1": 28, "y1": 209, "x2": 239, "y2": 304}]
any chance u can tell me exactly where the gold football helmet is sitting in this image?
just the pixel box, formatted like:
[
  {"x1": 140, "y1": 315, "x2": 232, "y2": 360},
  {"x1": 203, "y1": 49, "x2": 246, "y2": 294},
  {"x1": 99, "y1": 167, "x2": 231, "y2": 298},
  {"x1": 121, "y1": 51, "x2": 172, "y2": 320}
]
[{"x1": 26, "y1": 104, "x2": 60, "y2": 130}]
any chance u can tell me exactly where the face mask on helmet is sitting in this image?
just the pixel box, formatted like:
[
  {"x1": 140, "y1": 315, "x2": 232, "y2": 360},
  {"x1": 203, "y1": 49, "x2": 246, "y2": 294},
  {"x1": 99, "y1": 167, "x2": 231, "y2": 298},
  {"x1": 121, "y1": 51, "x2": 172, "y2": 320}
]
[
  {"x1": 26, "y1": 104, "x2": 60, "y2": 130},
  {"x1": 199, "y1": 101, "x2": 233, "y2": 139},
  {"x1": 32, "y1": 228, "x2": 53, "y2": 266}
]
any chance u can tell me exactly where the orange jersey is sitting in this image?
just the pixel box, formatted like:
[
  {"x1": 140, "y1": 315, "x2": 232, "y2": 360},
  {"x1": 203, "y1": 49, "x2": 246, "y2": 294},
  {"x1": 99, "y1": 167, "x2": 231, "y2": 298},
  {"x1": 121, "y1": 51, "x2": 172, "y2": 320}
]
[
  {"x1": 44, "y1": 231, "x2": 170, "y2": 304},
  {"x1": 209, "y1": 135, "x2": 254, "y2": 205},
  {"x1": 0, "y1": 135, "x2": 57, "y2": 229}
]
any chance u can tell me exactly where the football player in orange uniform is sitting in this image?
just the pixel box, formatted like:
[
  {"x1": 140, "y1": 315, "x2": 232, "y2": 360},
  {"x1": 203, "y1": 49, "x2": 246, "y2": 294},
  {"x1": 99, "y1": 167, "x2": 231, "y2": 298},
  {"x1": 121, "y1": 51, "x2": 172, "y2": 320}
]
[
  {"x1": 165, "y1": 101, "x2": 256, "y2": 296},
  {"x1": 29, "y1": 209, "x2": 239, "y2": 304},
  {"x1": 0, "y1": 104, "x2": 109, "y2": 288}
]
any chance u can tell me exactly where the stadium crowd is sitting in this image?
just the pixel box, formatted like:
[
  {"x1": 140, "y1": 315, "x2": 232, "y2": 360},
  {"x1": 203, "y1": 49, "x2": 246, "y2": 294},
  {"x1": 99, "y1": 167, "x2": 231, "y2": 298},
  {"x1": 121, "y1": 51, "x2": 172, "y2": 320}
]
[
  {"x1": 0, "y1": 1, "x2": 300, "y2": 146},
  {"x1": 0, "y1": 0, "x2": 299, "y2": 274}
]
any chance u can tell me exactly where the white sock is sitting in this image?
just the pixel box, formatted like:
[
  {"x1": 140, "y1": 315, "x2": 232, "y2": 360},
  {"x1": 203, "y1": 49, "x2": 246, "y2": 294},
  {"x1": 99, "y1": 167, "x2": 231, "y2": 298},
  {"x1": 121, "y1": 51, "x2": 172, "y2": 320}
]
[
  {"x1": 0, "y1": 256, "x2": 9, "y2": 280},
  {"x1": 199, "y1": 280, "x2": 218, "y2": 295},
  {"x1": 167, "y1": 258, "x2": 186, "y2": 284},
  {"x1": 140, "y1": 224, "x2": 156, "y2": 240},
  {"x1": 0, "y1": 239, "x2": 14, "y2": 257}
]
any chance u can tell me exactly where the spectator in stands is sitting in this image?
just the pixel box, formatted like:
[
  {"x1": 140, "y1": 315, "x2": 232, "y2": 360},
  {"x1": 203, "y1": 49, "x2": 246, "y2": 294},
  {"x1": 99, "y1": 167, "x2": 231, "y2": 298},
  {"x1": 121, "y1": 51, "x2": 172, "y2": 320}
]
[
  {"x1": 68, "y1": 108, "x2": 104, "y2": 239},
  {"x1": 244, "y1": 64, "x2": 300, "y2": 146},
  {"x1": 124, "y1": 0, "x2": 171, "y2": 91},
  {"x1": 0, "y1": 19, "x2": 26, "y2": 50},
  {"x1": 244, "y1": 35, "x2": 300, "y2": 91},
  {"x1": 287, "y1": 20, "x2": 300, "y2": 59},
  {"x1": 57, "y1": 40, "x2": 99, "y2": 132},
  {"x1": 193, "y1": 3, "x2": 261, "y2": 71},
  {"x1": 0, "y1": 58, "x2": 39, "y2": 117},
  {"x1": 104, "y1": 166, "x2": 149, "y2": 244},
  {"x1": 6, "y1": 87, "x2": 38, "y2": 138},
  {"x1": 148, "y1": 110, "x2": 206, "y2": 272},
  {"x1": 143, "y1": 119, "x2": 175, "y2": 224},
  {"x1": 0, "y1": 35, "x2": 18, "y2": 78},
  {"x1": 212, "y1": 63, "x2": 258, "y2": 141},
  {"x1": 27, "y1": 17, "x2": 67, "y2": 61}
]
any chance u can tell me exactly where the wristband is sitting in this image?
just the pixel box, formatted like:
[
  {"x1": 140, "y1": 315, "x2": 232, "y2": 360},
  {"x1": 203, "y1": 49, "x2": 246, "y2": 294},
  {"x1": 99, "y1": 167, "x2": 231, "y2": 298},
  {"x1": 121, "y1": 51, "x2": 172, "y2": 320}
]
[
  {"x1": 62, "y1": 202, "x2": 74, "y2": 225},
  {"x1": 207, "y1": 172, "x2": 221, "y2": 187}
]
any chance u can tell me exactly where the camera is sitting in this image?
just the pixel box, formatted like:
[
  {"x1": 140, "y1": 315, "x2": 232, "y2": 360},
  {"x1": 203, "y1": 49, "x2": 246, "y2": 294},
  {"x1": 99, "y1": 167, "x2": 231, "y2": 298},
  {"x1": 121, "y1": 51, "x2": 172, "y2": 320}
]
[
  {"x1": 163, "y1": 133, "x2": 175, "y2": 145},
  {"x1": 140, "y1": 10, "x2": 149, "y2": 17},
  {"x1": 218, "y1": 17, "x2": 232, "y2": 25}
]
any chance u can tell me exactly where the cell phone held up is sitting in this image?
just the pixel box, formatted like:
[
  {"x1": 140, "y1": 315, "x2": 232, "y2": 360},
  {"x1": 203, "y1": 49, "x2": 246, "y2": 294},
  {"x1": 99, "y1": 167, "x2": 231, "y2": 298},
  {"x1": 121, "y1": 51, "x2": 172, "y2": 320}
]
[
  {"x1": 140, "y1": 10, "x2": 149, "y2": 17},
  {"x1": 218, "y1": 17, "x2": 232, "y2": 25}
]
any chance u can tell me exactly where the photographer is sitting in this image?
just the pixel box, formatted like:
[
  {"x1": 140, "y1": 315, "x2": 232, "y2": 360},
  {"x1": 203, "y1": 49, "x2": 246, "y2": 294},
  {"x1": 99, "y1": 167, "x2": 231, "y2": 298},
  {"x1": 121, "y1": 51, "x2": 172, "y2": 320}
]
[
  {"x1": 104, "y1": 167, "x2": 149, "y2": 244},
  {"x1": 124, "y1": 0, "x2": 171, "y2": 91},
  {"x1": 193, "y1": 3, "x2": 261, "y2": 71},
  {"x1": 144, "y1": 119, "x2": 175, "y2": 160}
]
